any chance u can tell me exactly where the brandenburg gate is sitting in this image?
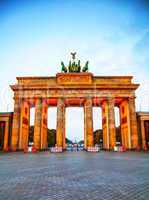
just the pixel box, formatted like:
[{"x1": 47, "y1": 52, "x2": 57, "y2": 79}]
[{"x1": 10, "y1": 54, "x2": 139, "y2": 151}]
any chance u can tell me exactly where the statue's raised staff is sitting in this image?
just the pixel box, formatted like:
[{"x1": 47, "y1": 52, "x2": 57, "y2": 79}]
[{"x1": 71, "y1": 52, "x2": 76, "y2": 60}]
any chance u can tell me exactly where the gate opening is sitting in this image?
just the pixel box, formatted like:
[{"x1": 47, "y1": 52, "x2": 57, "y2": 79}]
[
  {"x1": 47, "y1": 107, "x2": 57, "y2": 147},
  {"x1": 93, "y1": 107, "x2": 102, "y2": 148},
  {"x1": 66, "y1": 107, "x2": 83, "y2": 150},
  {"x1": 29, "y1": 107, "x2": 35, "y2": 144},
  {"x1": 115, "y1": 107, "x2": 121, "y2": 145}
]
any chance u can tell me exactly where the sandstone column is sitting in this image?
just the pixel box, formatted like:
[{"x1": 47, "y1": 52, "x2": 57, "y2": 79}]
[
  {"x1": 102, "y1": 101, "x2": 109, "y2": 149},
  {"x1": 56, "y1": 98, "x2": 65, "y2": 148},
  {"x1": 119, "y1": 99, "x2": 131, "y2": 149},
  {"x1": 62, "y1": 104, "x2": 66, "y2": 149},
  {"x1": 101, "y1": 98, "x2": 116, "y2": 150},
  {"x1": 141, "y1": 120, "x2": 146, "y2": 149},
  {"x1": 108, "y1": 98, "x2": 116, "y2": 149},
  {"x1": 128, "y1": 97, "x2": 138, "y2": 149},
  {"x1": 19, "y1": 99, "x2": 30, "y2": 150},
  {"x1": 11, "y1": 98, "x2": 21, "y2": 150},
  {"x1": 84, "y1": 97, "x2": 94, "y2": 148},
  {"x1": 40, "y1": 99, "x2": 48, "y2": 150},
  {"x1": 84, "y1": 105, "x2": 87, "y2": 149},
  {"x1": 34, "y1": 98, "x2": 42, "y2": 150},
  {"x1": 3, "y1": 121, "x2": 9, "y2": 151}
]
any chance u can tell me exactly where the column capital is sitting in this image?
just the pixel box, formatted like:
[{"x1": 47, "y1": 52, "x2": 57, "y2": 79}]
[
  {"x1": 35, "y1": 97, "x2": 42, "y2": 102},
  {"x1": 57, "y1": 98, "x2": 65, "y2": 107},
  {"x1": 107, "y1": 97, "x2": 115, "y2": 104},
  {"x1": 35, "y1": 98, "x2": 42, "y2": 108},
  {"x1": 86, "y1": 96, "x2": 92, "y2": 100},
  {"x1": 57, "y1": 97, "x2": 65, "y2": 101},
  {"x1": 13, "y1": 97, "x2": 23, "y2": 103},
  {"x1": 84, "y1": 97, "x2": 92, "y2": 106},
  {"x1": 128, "y1": 96, "x2": 136, "y2": 100},
  {"x1": 101, "y1": 97, "x2": 115, "y2": 106},
  {"x1": 22, "y1": 98, "x2": 30, "y2": 106},
  {"x1": 42, "y1": 98, "x2": 47, "y2": 105},
  {"x1": 23, "y1": 98, "x2": 31, "y2": 104}
]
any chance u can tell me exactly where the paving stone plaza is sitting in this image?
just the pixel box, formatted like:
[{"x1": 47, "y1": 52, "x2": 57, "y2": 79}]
[{"x1": 0, "y1": 151, "x2": 149, "y2": 200}]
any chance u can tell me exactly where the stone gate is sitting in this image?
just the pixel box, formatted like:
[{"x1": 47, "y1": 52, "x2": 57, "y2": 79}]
[{"x1": 10, "y1": 72, "x2": 139, "y2": 151}]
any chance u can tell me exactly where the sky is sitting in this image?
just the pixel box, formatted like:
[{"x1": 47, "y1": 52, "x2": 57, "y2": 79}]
[{"x1": 0, "y1": 0, "x2": 149, "y2": 141}]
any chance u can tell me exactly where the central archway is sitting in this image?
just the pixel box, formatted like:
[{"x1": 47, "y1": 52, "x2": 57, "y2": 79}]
[{"x1": 66, "y1": 107, "x2": 84, "y2": 147}]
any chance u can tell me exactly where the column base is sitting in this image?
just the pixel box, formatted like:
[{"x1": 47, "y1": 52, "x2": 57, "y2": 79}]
[
  {"x1": 51, "y1": 146, "x2": 63, "y2": 153},
  {"x1": 11, "y1": 146, "x2": 18, "y2": 151}
]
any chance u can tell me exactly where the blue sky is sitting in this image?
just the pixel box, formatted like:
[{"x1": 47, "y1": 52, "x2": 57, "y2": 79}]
[{"x1": 0, "y1": 0, "x2": 149, "y2": 141}]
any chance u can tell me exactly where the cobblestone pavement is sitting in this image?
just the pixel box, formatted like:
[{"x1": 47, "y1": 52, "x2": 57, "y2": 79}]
[{"x1": 0, "y1": 151, "x2": 149, "y2": 200}]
